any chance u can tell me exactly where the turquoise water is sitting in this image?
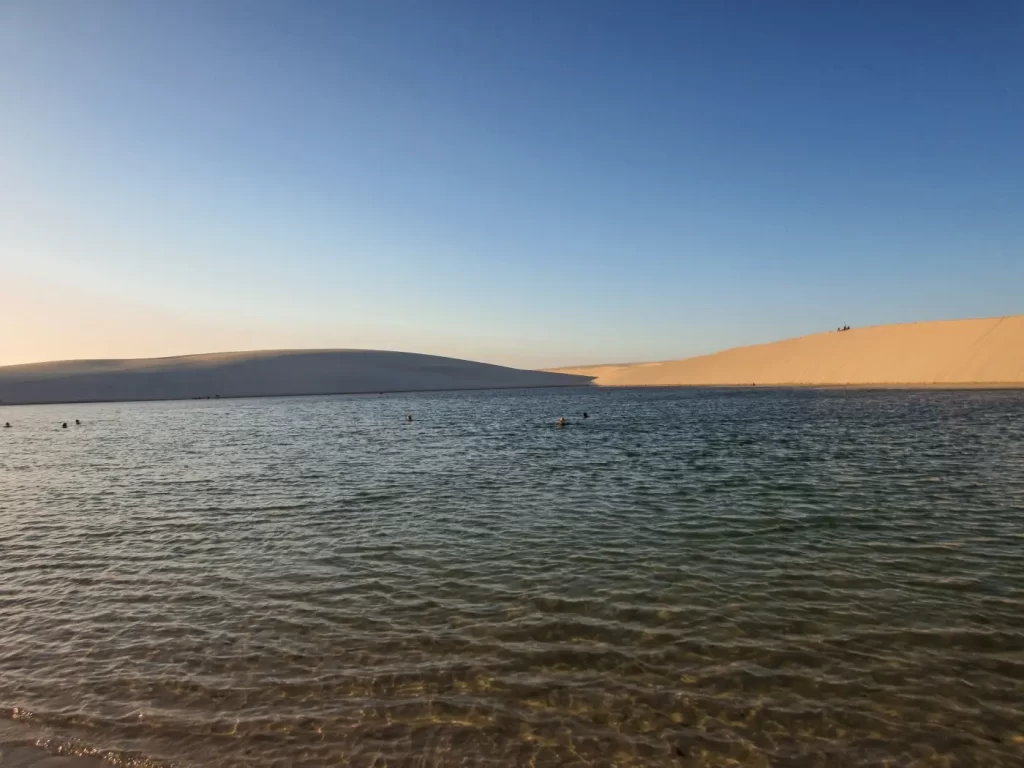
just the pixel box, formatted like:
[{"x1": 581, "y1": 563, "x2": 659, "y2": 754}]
[{"x1": 1, "y1": 388, "x2": 1023, "y2": 766}]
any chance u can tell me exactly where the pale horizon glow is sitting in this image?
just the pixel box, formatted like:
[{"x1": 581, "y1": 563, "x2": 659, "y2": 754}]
[{"x1": 2, "y1": 1, "x2": 1021, "y2": 369}]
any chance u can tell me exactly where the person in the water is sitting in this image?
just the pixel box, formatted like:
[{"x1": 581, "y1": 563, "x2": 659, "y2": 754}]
[
  {"x1": 582, "y1": 412, "x2": 588, "y2": 419},
  {"x1": 75, "y1": 419, "x2": 81, "y2": 425},
  {"x1": 3, "y1": 422, "x2": 9, "y2": 428},
  {"x1": 62, "y1": 422, "x2": 68, "y2": 429},
  {"x1": 558, "y1": 417, "x2": 567, "y2": 428},
  {"x1": 407, "y1": 415, "x2": 413, "y2": 422}
]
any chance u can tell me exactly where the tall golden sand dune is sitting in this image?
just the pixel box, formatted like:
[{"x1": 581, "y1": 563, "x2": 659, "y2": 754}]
[{"x1": 554, "y1": 316, "x2": 1024, "y2": 387}]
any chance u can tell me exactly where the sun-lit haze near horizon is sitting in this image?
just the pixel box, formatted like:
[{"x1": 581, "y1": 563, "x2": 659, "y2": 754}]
[{"x1": 2, "y1": 1, "x2": 1022, "y2": 369}]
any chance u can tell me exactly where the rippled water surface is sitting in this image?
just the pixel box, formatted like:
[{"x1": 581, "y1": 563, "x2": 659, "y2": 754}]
[{"x1": 2, "y1": 388, "x2": 1024, "y2": 767}]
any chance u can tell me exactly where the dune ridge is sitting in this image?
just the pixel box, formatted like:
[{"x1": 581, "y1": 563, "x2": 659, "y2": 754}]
[
  {"x1": 0, "y1": 349, "x2": 588, "y2": 406},
  {"x1": 553, "y1": 316, "x2": 1024, "y2": 387}
]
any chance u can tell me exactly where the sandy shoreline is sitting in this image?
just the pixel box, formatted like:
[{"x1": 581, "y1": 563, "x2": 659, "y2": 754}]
[
  {"x1": 0, "y1": 383, "x2": 591, "y2": 408},
  {"x1": 566, "y1": 382, "x2": 1024, "y2": 390}
]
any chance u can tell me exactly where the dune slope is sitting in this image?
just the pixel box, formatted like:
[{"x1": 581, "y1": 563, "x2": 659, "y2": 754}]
[
  {"x1": 553, "y1": 316, "x2": 1024, "y2": 387},
  {"x1": 0, "y1": 350, "x2": 589, "y2": 405}
]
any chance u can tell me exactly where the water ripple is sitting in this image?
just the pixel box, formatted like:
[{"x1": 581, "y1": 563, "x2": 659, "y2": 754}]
[{"x1": 1, "y1": 388, "x2": 1024, "y2": 766}]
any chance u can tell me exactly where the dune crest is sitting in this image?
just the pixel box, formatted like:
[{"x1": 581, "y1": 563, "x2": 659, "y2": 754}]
[
  {"x1": 553, "y1": 316, "x2": 1024, "y2": 387},
  {"x1": 0, "y1": 349, "x2": 589, "y2": 405}
]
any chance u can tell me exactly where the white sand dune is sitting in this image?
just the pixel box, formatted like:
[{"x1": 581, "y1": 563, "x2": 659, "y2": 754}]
[
  {"x1": 0, "y1": 350, "x2": 589, "y2": 406},
  {"x1": 553, "y1": 316, "x2": 1024, "y2": 387}
]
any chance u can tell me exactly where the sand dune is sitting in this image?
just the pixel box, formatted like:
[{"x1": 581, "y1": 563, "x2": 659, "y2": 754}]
[
  {"x1": 0, "y1": 350, "x2": 589, "y2": 406},
  {"x1": 553, "y1": 316, "x2": 1024, "y2": 387}
]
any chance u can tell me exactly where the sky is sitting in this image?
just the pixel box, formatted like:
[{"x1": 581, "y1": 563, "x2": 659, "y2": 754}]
[{"x1": 1, "y1": 0, "x2": 1022, "y2": 368}]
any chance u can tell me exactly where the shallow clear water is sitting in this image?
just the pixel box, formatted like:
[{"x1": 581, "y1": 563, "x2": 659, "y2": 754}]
[{"x1": 1, "y1": 388, "x2": 1023, "y2": 767}]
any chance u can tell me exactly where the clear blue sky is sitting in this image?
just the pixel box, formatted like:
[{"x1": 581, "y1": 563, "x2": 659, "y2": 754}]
[{"x1": 2, "y1": 1, "x2": 1021, "y2": 367}]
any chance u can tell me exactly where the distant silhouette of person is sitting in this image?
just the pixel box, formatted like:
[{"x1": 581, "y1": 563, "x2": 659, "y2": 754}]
[
  {"x1": 407, "y1": 415, "x2": 413, "y2": 422},
  {"x1": 62, "y1": 422, "x2": 68, "y2": 429},
  {"x1": 558, "y1": 417, "x2": 567, "y2": 428},
  {"x1": 582, "y1": 412, "x2": 588, "y2": 419},
  {"x1": 3, "y1": 422, "x2": 9, "y2": 428},
  {"x1": 75, "y1": 419, "x2": 81, "y2": 426}
]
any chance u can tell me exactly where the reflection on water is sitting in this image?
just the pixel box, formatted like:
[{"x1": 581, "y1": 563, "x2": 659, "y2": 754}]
[{"x1": 1, "y1": 388, "x2": 1023, "y2": 766}]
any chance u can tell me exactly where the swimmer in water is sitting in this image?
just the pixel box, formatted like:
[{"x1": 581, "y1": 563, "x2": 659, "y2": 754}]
[
  {"x1": 3, "y1": 422, "x2": 10, "y2": 428},
  {"x1": 75, "y1": 419, "x2": 81, "y2": 425},
  {"x1": 558, "y1": 417, "x2": 567, "y2": 428},
  {"x1": 62, "y1": 422, "x2": 68, "y2": 429},
  {"x1": 582, "y1": 412, "x2": 589, "y2": 419},
  {"x1": 407, "y1": 415, "x2": 413, "y2": 422}
]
